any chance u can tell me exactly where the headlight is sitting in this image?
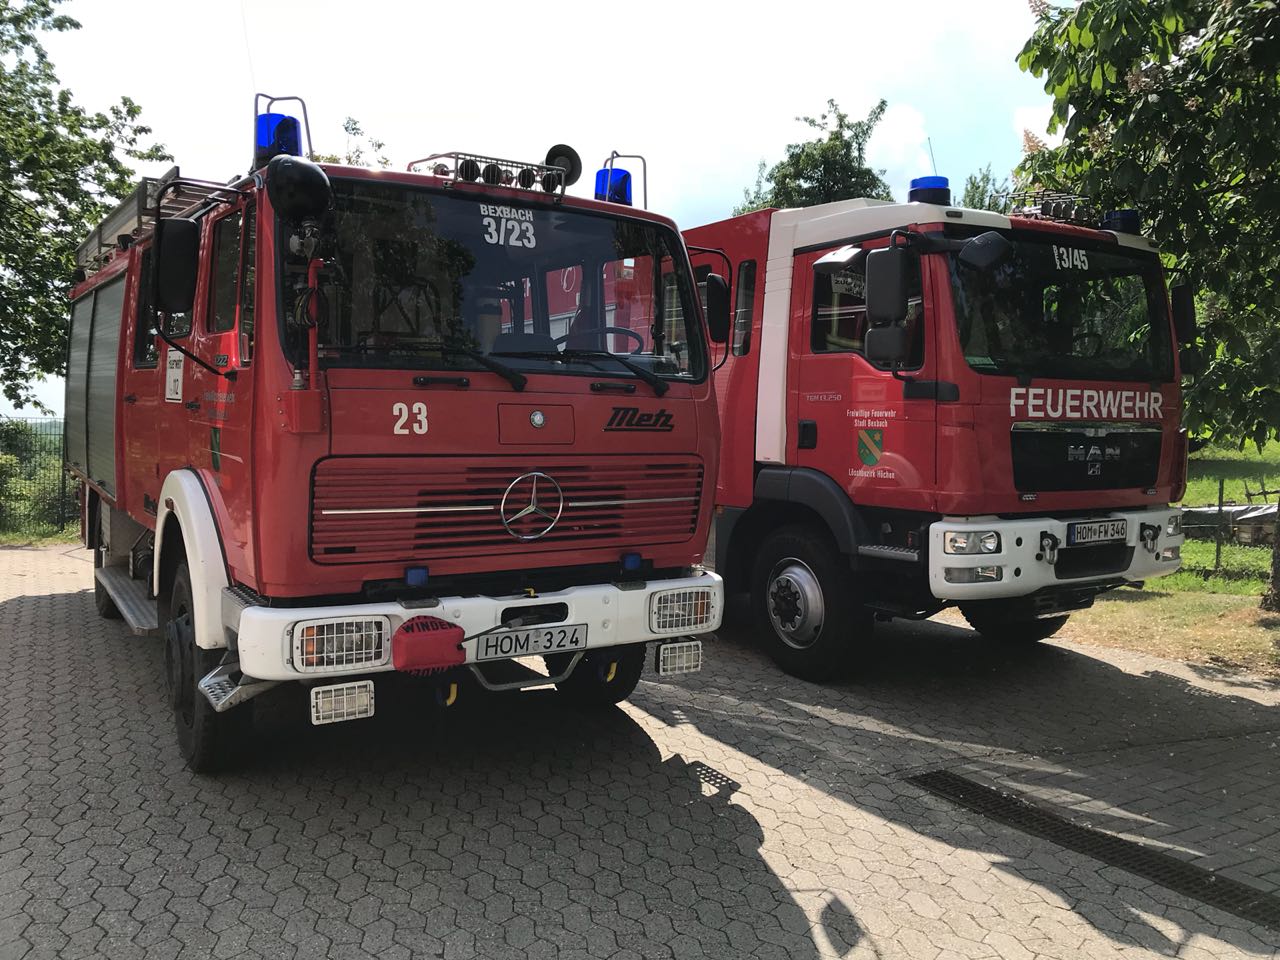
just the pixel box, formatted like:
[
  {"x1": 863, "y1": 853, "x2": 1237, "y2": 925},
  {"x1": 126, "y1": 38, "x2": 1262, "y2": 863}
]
[
  {"x1": 1166, "y1": 514, "x2": 1182, "y2": 537},
  {"x1": 944, "y1": 530, "x2": 1001, "y2": 554},
  {"x1": 649, "y1": 588, "x2": 718, "y2": 634},
  {"x1": 292, "y1": 616, "x2": 390, "y2": 672}
]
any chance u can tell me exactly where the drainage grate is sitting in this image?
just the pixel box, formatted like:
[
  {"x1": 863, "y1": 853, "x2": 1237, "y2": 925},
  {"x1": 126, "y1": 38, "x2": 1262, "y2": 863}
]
[{"x1": 909, "y1": 770, "x2": 1280, "y2": 932}]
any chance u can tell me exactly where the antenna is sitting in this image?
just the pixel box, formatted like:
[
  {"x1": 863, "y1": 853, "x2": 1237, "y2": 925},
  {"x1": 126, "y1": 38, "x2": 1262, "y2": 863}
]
[{"x1": 927, "y1": 138, "x2": 938, "y2": 176}]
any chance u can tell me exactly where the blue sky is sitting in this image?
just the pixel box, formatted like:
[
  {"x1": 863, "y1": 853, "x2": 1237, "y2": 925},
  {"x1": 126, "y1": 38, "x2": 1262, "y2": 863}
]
[{"x1": 10, "y1": 0, "x2": 1056, "y2": 417}]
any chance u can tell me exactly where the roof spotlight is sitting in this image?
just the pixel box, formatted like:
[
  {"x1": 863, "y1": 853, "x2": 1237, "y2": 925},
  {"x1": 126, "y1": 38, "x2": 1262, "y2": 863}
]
[
  {"x1": 458, "y1": 158, "x2": 482, "y2": 181},
  {"x1": 432, "y1": 163, "x2": 450, "y2": 177},
  {"x1": 517, "y1": 168, "x2": 537, "y2": 189},
  {"x1": 481, "y1": 163, "x2": 503, "y2": 185}
]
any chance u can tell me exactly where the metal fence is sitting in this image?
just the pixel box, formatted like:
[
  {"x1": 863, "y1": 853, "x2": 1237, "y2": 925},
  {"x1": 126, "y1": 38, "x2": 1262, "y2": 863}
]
[{"x1": 0, "y1": 417, "x2": 75, "y2": 537}]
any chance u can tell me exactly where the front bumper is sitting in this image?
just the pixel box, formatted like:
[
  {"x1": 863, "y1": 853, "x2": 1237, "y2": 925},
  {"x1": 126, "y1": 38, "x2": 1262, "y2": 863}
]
[
  {"x1": 928, "y1": 507, "x2": 1183, "y2": 601},
  {"x1": 231, "y1": 570, "x2": 723, "y2": 682}
]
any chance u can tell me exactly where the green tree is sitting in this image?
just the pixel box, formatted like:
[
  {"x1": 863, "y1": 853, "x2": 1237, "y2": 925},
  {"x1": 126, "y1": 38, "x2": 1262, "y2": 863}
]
[
  {"x1": 0, "y1": 0, "x2": 168, "y2": 411},
  {"x1": 959, "y1": 164, "x2": 1011, "y2": 213},
  {"x1": 735, "y1": 99, "x2": 893, "y2": 215},
  {"x1": 1017, "y1": 0, "x2": 1280, "y2": 609},
  {"x1": 311, "y1": 117, "x2": 389, "y2": 168}
]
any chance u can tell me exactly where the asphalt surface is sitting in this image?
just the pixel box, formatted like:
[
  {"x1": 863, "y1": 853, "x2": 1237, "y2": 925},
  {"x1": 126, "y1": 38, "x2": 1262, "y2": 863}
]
[{"x1": 2, "y1": 544, "x2": 1279, "y2": 959}]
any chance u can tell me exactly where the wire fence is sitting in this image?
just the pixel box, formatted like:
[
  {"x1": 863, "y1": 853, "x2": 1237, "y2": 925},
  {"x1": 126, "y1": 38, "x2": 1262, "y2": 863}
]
[
  {"x1": 0, "y1": 417, "x2": 75, "y2": 538},
  {"x1": 1179, "y1": 477, "x2": 1275, "y2": 582}
]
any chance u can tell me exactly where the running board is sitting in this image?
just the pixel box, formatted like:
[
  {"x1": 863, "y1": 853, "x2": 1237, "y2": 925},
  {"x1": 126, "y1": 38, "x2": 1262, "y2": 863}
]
[
  {"x1": 94, "y1": 566, "x2": 159, "y2": 636},
  {"x1": 857, "y1": 544, "x2": 921, "y2": 562},
  {"x1": 198, "y1": 662, "x2": 280, "y2": 712}
]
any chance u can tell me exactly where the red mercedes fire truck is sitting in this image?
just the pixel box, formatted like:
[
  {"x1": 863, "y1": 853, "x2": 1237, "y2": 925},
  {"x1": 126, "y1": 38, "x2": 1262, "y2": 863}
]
[
  {"x1": 65, "y1": 97, "x2": 728, "y2": 770},
  {"x1": 686, "y1": 177, "x2": 1194, "y2": 679}
]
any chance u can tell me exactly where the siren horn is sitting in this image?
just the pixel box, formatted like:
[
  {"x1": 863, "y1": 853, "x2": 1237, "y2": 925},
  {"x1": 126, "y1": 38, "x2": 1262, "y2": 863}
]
[{"x1": 544, "y1": 145, "x2": 582, "y2": 187}]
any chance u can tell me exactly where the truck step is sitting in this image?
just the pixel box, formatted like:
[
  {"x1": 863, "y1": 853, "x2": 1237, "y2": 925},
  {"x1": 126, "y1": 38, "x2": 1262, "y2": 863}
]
[
  {"x1": 95, "y1": 566, "x2": 159, "y2": 635},
  {"x1": 198, "y1": 662, "x2": 279, "y2": 713},
  {"x1": 857, "y1": 544, "x2": 921, "y2": 562}
]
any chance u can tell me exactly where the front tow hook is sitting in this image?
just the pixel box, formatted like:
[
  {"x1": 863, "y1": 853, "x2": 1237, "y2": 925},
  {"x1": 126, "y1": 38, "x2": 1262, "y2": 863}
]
[{"x1": 1039, "y1": 532, "x2": 1060, "y2": 565}]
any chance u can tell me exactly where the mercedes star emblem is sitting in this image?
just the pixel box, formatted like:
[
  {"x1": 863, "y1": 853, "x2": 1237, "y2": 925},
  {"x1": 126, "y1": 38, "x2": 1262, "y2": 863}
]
[
  {"x1": 499, "y1": 472, "x2": 564, "y2": 540},
  {"x1": 530, "y1": 410, "x2": 546, "y2": 429}
]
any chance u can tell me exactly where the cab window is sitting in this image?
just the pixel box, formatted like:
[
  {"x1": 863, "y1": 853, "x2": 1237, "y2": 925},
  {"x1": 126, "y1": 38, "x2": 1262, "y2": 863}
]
[
  {"x1": 733, "y1": 260, "x2": 757, "y2": 356},
  {"x1": 208, "y1": 212, "x2": 242, "y2": 333},
  {"x1": 811, "y1": 250, "x2": 924, "y2": 369},
  {"x1": 133, "y1": 249, "x2": 159, "y2": 367}
]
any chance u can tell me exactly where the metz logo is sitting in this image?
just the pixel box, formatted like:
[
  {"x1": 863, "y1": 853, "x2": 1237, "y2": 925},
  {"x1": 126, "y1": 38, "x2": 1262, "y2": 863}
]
[{"x1": 605, "y1": 407, "x2": 675, "y2": 432}]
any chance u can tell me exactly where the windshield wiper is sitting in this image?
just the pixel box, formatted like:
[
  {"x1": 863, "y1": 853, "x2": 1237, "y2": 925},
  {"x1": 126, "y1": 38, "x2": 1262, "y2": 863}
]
[
  {"x1": 492, "y1": 349, "x2": 668, "y2": 397},
  {"x1": 436, "y1": 346, "x2": 526, "y2": 391}
]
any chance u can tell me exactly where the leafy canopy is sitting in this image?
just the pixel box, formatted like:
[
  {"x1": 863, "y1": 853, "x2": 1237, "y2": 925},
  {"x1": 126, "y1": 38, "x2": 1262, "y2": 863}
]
[
  {"x1": 1018, "y1": 0, "x2": 1280, "y2": 453},
  {"x1": 735, "y1": 99, "x2": 893, "y2": 215},
  {"x1": 960, "y1": 164, "x2": 1011, "y2": 214},
  {"x1": 0, "y1": 0, "x2": 168, "y2": 411}
]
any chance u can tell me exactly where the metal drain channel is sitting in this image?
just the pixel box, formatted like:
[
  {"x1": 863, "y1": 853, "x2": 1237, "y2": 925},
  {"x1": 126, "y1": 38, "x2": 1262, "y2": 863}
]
[{"x1": 909, "y1": 770, "x2": 1280, "y2": 932}]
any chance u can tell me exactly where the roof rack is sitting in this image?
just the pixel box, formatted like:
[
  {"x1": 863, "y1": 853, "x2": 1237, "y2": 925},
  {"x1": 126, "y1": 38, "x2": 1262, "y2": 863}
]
[
  {"x1": 406, "y1": 152, "x2": 570, "y2": 196},
  {"x1": 1005, "y1": 189, "x2": 1100, "y2": 228},
  {"x1": 75, "y1": 167, "x2": 248, "y2": 272}
]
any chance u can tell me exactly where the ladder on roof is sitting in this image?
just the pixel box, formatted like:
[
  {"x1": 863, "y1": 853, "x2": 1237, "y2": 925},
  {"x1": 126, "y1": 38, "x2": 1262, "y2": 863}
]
[{"x1": 74, "y1": 167, "x2": 246, "y2": 272}]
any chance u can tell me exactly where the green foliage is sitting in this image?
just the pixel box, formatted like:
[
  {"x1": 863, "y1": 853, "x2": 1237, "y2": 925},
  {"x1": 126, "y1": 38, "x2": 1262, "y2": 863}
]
[
  {"x1": 735, "y1": 100, "x2": 893, "y2": 215},
  {"x1": 0, "y1": 419, "x2": 38, "y2": 462},
  {"x1": 1017, "y1": 0, "x2": 1280, "y2": 455},
  {"x1": 0, "y1": 0, "x2": 168, "y2": 411},
  {"x1": 959, "y1": 164, "x2": 1011, "y2": 213},
  {"x1": 311, "y1": 117, "x2": 389, "y2": 168}
]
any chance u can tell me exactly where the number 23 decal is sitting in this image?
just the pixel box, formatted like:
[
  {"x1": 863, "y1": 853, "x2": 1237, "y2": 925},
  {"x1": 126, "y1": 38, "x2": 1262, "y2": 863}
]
[
  {"x1": 483, "y1": 216, "x2": 536, "y2": 248},
  {"x1": 392, "y1": 401, "x2": 428, "y2": 435}
]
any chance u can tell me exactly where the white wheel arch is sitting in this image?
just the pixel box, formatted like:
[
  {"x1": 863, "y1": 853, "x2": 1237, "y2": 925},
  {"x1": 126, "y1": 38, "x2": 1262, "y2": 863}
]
[{"x1": 153, "y1": 470, "x2": 230, "y2": 650}]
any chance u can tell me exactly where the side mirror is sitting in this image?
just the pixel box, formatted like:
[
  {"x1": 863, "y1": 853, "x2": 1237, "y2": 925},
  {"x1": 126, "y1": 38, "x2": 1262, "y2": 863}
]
[
  {"x1": 865, "y1": 247, "x2": 908, "y2": 327},
  {"x1": 865, "y1": 325, "x2": 909, "y2": 365},
  {"x1": 154, "y1": 217, "x2": 199, "y2": 315},
  {"x1": 958, "y1": 230, "x2": 1013, "y2": 273},
  {"x1": 703, "y1": 273, "x2": 730, "y2": 344},
  {"x1": 1170, "y1": 283, "x2": 1197, "y2": 344},
  {"x1": 266, "y1": 154, "x2": 332, "y2": 224},
  {"x1": 1179, "y1": 346, "x2": 1204, "y2": 376}
]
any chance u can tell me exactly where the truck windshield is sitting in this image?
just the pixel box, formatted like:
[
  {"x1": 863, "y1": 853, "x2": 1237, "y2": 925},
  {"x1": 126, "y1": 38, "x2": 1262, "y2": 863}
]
[
  {"x1": 282, "y1": 179, "x2": 706, "y2": 382},
  {"x1": 948, "y1": 237, "x2": 1174, "y2": 383}
]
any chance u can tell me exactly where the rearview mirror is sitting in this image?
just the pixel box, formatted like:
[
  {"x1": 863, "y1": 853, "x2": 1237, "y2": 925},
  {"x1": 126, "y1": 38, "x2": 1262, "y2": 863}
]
[
  {"x1": 703, "y1": 273, "x2": 730, "y2": 344},
  {"x1": 959, "y1": 230, "x2": 1013, "y2": 273},
  {"x1": 154, "y1": 217, "x2": 199, "y2": 315},
  {"x1": 865, "y1": 325, "x2": 909, "y2": 365},
  {"x1": 1170, "y1": 283, "x2": 1197, "y2": 344},
  {"x1": 865, "y1": 247, "x2": 908, "y2": 327}
]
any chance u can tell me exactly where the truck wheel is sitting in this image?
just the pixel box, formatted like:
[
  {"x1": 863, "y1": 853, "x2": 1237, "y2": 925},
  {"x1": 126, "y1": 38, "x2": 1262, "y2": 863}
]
[
  {"x1": 93, "y1": 510, "x2": 121, "y2": 620},
  {"x1": 163, "y1": 562, "x2": 248, "y2": 772},
  {"x1": 960, "y1": 605, "x2": 1069, "y2": 644},
  {"x1": 750, "y1": 525, "x2": 871, "y2": 681},
  {"x1": 554, "y1": 646, "x2": 646, "y2": 708}
]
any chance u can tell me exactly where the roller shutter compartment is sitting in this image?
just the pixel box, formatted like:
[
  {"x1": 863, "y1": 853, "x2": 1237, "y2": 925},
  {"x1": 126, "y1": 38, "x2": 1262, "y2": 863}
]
[
  {"x1": 86, "y1": 277, "x2": 125, "y2": 495},
  {"x1": 64, "y1": 294, "x2": 94, "y2": 473}
]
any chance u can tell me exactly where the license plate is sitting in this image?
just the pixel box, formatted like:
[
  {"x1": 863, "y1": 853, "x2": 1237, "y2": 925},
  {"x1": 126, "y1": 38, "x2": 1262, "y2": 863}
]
[
  {"x1": 1066, "y1": 519, "x2": 1128, "y2": 545},
  {"x1": 475, "y1": 623, "x2": 588, "y2": 661}
]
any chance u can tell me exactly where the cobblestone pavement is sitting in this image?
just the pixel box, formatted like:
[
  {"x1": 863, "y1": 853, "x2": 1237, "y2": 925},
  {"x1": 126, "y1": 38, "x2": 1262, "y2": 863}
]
[{"x1": 2, "y1": 545, "x2": 1279, "y2": 959}]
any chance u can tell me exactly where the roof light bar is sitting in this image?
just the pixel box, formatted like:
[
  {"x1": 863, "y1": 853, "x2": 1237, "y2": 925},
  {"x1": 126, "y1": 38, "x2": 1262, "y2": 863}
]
[{"x1": 408, "y1": 152, "x2": 570, "y2": 195}]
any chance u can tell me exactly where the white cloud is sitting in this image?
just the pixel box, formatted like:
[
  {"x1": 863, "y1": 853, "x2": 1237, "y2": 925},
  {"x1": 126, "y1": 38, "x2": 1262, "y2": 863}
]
[{"x1": 867, "y1": 103, "x2": 934, "y2": 202}]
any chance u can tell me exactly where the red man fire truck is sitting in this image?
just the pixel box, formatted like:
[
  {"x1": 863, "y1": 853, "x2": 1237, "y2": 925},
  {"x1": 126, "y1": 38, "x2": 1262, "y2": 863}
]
[
  {"x1": 65, "y1": 97, "x2": 729, "y2": 770},
  {"x1": 686, "y1": 177, "x2": 1194, "y2": 679}
]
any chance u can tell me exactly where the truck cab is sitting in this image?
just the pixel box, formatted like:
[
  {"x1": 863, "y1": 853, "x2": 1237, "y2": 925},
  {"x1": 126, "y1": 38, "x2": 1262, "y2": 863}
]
[
  {"x1": 66, "y1": 105, "x2": 726, "y2": 771},
  {"x1": 686, "y1": 179, "x2": 1190, "y2": 680}
]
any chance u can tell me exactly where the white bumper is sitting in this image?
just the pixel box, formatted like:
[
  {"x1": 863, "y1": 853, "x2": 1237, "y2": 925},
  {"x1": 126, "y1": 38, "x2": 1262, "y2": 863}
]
[
  {"x1": 928, "y1": 507, "x2": 1183, "y2": 601},
  {"x1": 232, "y1": 570, "x2": 723, "y2": 682}
]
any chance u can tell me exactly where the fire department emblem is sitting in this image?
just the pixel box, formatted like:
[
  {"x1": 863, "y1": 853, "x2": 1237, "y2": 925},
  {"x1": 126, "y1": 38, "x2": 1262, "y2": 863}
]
[
  {"x1": 500, "y1": 472, "x2": 564, "y2": 541},
  {"x1": 858, "y1": 429, "x2": 884, "y2": 467}
]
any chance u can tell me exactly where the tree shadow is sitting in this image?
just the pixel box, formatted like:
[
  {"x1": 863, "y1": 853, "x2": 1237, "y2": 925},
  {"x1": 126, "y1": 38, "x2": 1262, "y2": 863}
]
[{"x1": 642, "y1": 610, "x2": 1280, "y2": 954}]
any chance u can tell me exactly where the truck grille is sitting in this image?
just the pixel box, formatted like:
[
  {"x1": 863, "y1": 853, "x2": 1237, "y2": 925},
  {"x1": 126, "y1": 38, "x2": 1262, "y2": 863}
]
[
  {"x1": 1011, "y1": 423, "x2": 1161, "y2": 492},
  {"x1": 311, "y1": 456, "x2": 703, "y2": 564}
]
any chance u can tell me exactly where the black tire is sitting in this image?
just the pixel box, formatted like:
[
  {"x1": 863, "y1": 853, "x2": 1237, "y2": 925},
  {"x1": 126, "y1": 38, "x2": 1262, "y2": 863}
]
[
  {"x1": 554, "y1": 646, "x2": 646, "y2": 708},
  {"x1": 960, "y1": 604, "x2": 1069, "y2": 644},
  {"x1": 749, "y1": 524, "x2": 871, "y2": 681},
  {"x1": 93, "y1": 508, "x2": 121, "y2": 620},
  {"x1": 164, "y1": 563, "x2": 250, "y2": 772}
]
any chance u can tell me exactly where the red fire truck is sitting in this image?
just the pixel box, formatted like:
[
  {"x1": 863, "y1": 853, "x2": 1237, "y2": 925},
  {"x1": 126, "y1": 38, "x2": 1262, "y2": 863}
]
[
  {"x1": 686, "y1": 177, "x2": 1193, "y2": 679},
  {"x1": 65, "y1": 97, "x2": 728, "y2": 770}
]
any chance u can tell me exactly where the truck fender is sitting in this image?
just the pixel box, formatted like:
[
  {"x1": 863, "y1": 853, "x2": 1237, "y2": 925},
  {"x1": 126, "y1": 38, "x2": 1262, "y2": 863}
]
[
  {"x1": 153, "y1": 469, "x2": 230, "y2": 650},
  {"x1": 754, "y1": 466, "x2": 869, "y2": 559}
]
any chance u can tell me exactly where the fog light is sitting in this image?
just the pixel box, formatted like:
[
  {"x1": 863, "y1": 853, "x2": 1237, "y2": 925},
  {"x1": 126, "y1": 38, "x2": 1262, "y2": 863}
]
[
  {"x1": 944, "y1": 530, "x2": 1002, "y2": 554},
  {"x1": 944, "y1": 565, "x2": 1004, "y2": 584},
  {"x1": 649, "y1": 588, "x2": 717, "y2": 633},
  {"x1": 656, "y1": 639, "x2": 702, "y2": 676},
  {"x1": 310, "y1": 680, "x2": 375, "y2": 725},
  {"x1": 1166, "y1": 514, "x2": 1182, "y2": 537},
  {"x1": 1160, "y1": 546, "x2": 1181, "y2": 562}
]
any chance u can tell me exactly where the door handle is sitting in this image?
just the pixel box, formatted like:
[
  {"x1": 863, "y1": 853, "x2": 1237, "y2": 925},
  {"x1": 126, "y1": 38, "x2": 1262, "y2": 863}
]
[
  {"x1": 798, "y1": 420, "x2": 818, "y2": 449},
  {"x1": 184, "y1": 400, "x2": 201, "y2": 411},
  {"x1": 123, "y1": 394, "x2": 137, "y2": 404}
]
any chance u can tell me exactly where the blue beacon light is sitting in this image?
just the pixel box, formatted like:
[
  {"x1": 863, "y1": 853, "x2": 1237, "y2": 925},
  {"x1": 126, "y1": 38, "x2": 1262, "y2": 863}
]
[
  {"x1": 908, "y1": 175, "x2": 951, "y2": 205},
  {"x1": 254, "y1": 113, "x2": 303, "y2": 169},
  {"x1": 594, "y1": 168, "x2": 633, "y2": 206},
  {"x1": 621, "y1": 552, "x2": 643, "y2": 572}
]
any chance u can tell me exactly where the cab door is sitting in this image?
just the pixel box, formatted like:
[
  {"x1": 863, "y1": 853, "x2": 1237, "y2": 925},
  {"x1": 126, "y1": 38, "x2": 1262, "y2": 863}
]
[{"x1": 792, "y1": 242, "x2": 937, "y2": 512}]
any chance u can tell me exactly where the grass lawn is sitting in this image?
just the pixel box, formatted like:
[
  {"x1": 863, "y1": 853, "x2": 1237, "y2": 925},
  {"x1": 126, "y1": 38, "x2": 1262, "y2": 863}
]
[
  {"x1": 1184, "y1": 442, "x2": 1280, "y2": 507},
  {"x1": 0, "y1": 527, "x2": 80, "y2": 548},
  {"x1": 1057, "y1": 587, "x2": 1280, "y2": 678}
]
